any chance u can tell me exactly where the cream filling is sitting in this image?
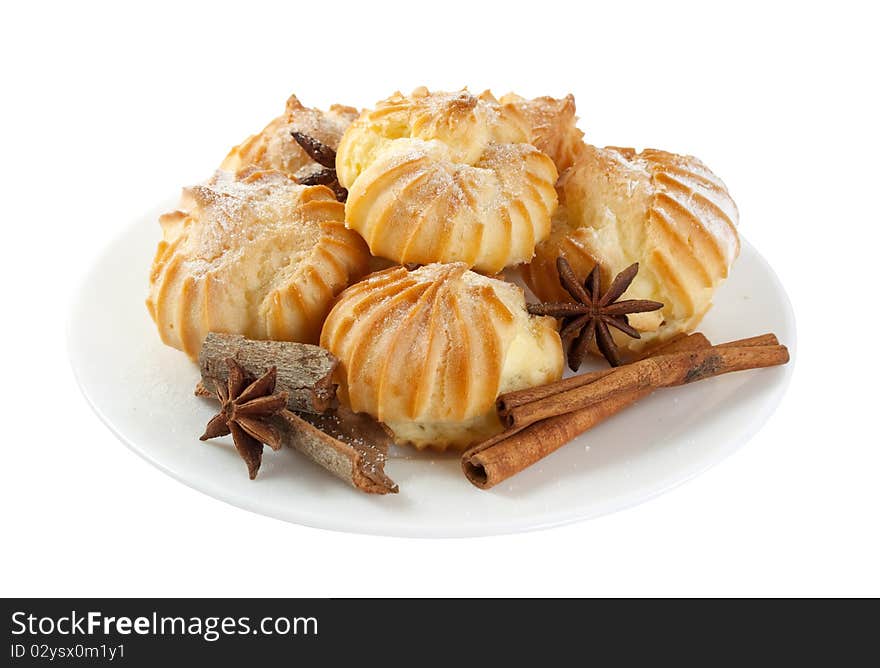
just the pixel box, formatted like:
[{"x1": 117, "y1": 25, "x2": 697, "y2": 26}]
[{"x1": 386, "y1": 312, "x2": 563, "y2": 450}]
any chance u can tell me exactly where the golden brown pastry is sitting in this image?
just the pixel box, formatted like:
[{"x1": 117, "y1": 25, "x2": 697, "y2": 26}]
[
  {"x1": 147, "y1": 169, "x2": 370, "y2": 359},
  {"x1": 521, "y1": 145, "x2": 739, "y2": 353},
  {"x1": 336, "y1": 88, "x2": 559, "y2": 274},
  {"x1": 320, "y1": 263, "x2": 564, "y2": 450},
  {"x1": 221, "y1": 94, "x2": 358, "y2": 182},
  {"x1": 499, "y1": 93, "x2": 586, "y2": 173}
]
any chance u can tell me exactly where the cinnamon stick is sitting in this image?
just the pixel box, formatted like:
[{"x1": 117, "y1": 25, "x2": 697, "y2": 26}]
[
  {"x1": 496, "y1": 333, "x2": 711, "y2": 414},
  {"x1": 715, "y1": 333, "x2": 779, "y2": 349},
  {"x1": 464, "y1": 390, "x2": 652, "y2": 489},
  {"x1": 463, "y1": 334, "x2": 713, "y2": 489},
  {"x1": 465, "y1": 333, "x2": 711, "y2": 485},
  {"x1": 198, "y1": 333, "x2": 338, "y2": 413},
  {"x1": 463, "y1": 334, "x2": 788, "y2": 489},
  {"x1": 502, "y1": 342, "x2": 789, "y2": 430}
]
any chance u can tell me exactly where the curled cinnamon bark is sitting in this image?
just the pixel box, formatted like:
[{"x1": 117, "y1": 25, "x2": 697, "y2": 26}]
[
  {"x1": 275, "y1": 409, "x2": 398, "y2": 494},
  {"x1": 501, "y1": 340, "x2": 788, "y2": 430},
  {"x1": 496, "y1": 333, "x2": 712, "y2": 416},
  {"x1": 463, "y1": 333, "x2": 788, "y2": 489},
  {"x1": 195, "y1": 332, "x2": 397, "y2": 493}
]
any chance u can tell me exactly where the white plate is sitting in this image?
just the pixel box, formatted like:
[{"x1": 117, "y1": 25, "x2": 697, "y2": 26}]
[{"x1": 68, "y1": 203, "x2": 796, "y2": 537}]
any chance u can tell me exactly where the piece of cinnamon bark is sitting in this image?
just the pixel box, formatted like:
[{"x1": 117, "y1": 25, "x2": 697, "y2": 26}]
[
  {"x1": 494, "y1": 333, "x2": 779, "y2": 417},
  {"x1": 496, "y1": 333, "x2": 712, "y2": 416},
  {"x1": 275, "y1": 409, "x2": 398, "y2": 494},
  {"x1": 198, "y1": 333, "x2": 338, "y2": 413},
  {"x1": 501, "y1": 340, "x2": 789, "y2": 430},
  {"x1": 463, "y1": 333, "x2": 788, "y2": 489},
  {"x1": 195, "y1": 392, "x2": 398, "y2": 493}
]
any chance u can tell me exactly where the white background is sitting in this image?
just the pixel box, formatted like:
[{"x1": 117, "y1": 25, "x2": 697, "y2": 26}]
[{"x1": 2, "y1": 1, "x2": 877, "y2": 597}]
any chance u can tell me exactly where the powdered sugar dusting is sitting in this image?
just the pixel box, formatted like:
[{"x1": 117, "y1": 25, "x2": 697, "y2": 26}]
[
  {"x1": 338, "y1": 88, "x2": 559, "y2": 272},
  {"x1": 223, "y1": 94, "x2": 358, "y2": 181}
]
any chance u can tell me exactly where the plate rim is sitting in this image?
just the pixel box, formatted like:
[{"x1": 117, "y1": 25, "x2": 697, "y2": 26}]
[{"x1": 67, "y1": 207, "x2": 797, "y2": 537}]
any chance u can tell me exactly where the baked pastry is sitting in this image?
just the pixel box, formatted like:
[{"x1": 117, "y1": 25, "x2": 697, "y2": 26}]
[
  {"x1": 521, "y1": 145, "x2": 739, "y2": 353},
  {"x1": 320, "y1": 263, "x2": 564, "y2": 450},
  {"x1": 335, "y1": 88, "x2": 559, "y2": 274},
  {"x1": 221, "y1": 94, "x2": 358, "y2": 182},
  {"x1": 147, "y1": 169, "x2": 370, "y2": 359},
  {"x1": 499, "y1": 93, "x2": 586, "y2": 173}
]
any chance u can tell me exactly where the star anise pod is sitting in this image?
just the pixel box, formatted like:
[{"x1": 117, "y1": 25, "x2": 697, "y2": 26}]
[
  {"x1": 291, "y1": 131, "x2": 347, "y2": 202},
  {"x1": 200, "y1": 358, "x2": 289, "y2": 480},
  {"x1": 527, "y1": 257, "x2": 664, "y2": 370}
]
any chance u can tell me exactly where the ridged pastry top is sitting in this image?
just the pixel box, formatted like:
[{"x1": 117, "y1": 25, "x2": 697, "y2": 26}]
[
  {"x1": 336, "y1": 88, "x2": 559, "y2": 274},
  {"x1": 147, "y1": 169, "x2": 369, "y2": 359},
  {"x1": 320, "y1": 263, "x2": 564, "y2": 450},
  {"x1": 221, "y1": 94, "x2": 358, "y2": 181},
  {"x1": 499, "y1": 93, "x2": 586, "y2": 173},
  {"x1": 522, "y1": 145, "x2": 739, "y2": 351}
]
